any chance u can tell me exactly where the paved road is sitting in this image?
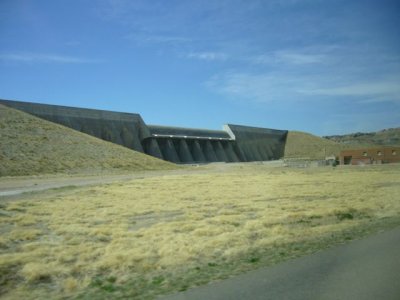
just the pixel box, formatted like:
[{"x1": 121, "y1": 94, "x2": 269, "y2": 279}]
[{"x1": 160, "y1": 226, "x2": 400, "y2": 300}]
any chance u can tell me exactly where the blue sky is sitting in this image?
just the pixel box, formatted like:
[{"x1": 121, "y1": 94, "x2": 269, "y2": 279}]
[{"x1": 1, "y1": 0, "x2": 399, "y2": 135}]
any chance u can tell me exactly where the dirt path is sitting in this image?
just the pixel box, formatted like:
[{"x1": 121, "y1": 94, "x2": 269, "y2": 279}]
[
  {"x1": 0, "y1": 163, "x2": 231, "y2": 197},
  {"x1": 0, "y1": 169, "x2": 194, "y2": 197},
  {"x1": 0, "y1": 161, "x2": 285, "y2": 198}
]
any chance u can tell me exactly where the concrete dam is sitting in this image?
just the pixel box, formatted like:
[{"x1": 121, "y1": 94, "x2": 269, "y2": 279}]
[{"x1": 0, "y1": 99, "x2": 288, "y2": 164}]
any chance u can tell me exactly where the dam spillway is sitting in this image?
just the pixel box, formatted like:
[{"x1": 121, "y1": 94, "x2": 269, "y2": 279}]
[{"x1": 0, "y1": 99, "x2": 288, "y2": 164}]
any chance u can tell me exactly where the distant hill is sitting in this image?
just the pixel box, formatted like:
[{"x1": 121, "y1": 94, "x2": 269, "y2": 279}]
[
  {"x1": 284, "y1": 131, "x2": 346, "y2": 160},
  {"x1": 324, "y1": 128, "x2": 400, "y2": 146},
  {"x1": 0, "y1": 104, "x2": 176, "y2": 176}
]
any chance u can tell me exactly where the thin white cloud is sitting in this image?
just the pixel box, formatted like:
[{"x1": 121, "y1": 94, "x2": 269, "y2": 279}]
[
  {"x1": 186, "y1": 52, "x2": 228, "y2": 61},
  {"x1": 207, "y1": 71, "x2": 400, "y2": 103},
  {"x1": 300, "y1": 81, "x2": 400, "y2": 98},
  {"x1": 0, "y1": 53, "x2": 102, "y2": 64},
  {"x1": 206, "y1": 72, "x2": 302, "y2": 102},
  {"x1": 143, "y1": 35, "x2": 191, "y2": 44},
  {"x1": 125, "y1": 33, "x2": 192, "y2": 45},
  {"x1": 276, "y1": 52, "x2": 326, "y2": 64},
  {"x1": 254, "y1": 50, "x2": 328, "y2": 65}
]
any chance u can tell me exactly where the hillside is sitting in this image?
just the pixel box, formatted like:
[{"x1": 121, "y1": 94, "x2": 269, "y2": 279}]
[
  {"x1": 0, "y1": 104, "x2": 176, "y2": 176},
  {"x1": 324, "y1": 128, "x2": 400, "y2": 146},
  {"x1": 284, "y1": 131, "x2": 346, "y2": 159}
]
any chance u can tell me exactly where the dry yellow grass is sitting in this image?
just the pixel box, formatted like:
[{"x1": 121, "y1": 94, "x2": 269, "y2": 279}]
[
  {"x1": 0, "y1": 104, "x2": 176, "y2": 176},
  {"x1": 0, "y1": 164, "x2": 399, "y2": 299}
]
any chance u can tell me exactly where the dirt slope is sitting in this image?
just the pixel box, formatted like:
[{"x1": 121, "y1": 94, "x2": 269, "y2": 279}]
[{"x1": 0, "y1": 104, "x2": 176, "y2": 176}]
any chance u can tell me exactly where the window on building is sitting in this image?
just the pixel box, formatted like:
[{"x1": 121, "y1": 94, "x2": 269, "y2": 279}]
[
  {"x1": 377, "y1": 151, "x2": 382, "y2": 156},
  {"x1": 393, "y1": 150, "x2": 397, "y2": 155},
  {"x1": 343, "y1": 156, "x2": 352, "y2": 165},
  {"x1": 362, "y1": 151, "x2": 367, "y2": 157}
]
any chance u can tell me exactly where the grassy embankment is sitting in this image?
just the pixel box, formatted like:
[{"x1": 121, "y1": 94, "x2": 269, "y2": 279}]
[
  {"x1": 0, "y1": 104, "x2": 176, "y2": 177},
  {"x1": 0, "y1": 163, "x2": 399, "y2": 299},
  {"x1": 284, "y1": 129, "x2": 400, "y2": 161},
  {"x1": 284, "y1": 131, "x2": 350, "y2": 160}
]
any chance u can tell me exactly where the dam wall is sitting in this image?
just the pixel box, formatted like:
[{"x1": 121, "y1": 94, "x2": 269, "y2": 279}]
[
  {"x1": 224, "y1": 124, "x2": 288, "y2": 162},
  {"x1": 0, "y1": 99, "x2": 149, "y2": 152},
  {"x1": 0, "y1": 99, "x2": 288, "y2": 164},
  {"x1": 143, "y1": 125, "x2": 239, "y2": 163}
]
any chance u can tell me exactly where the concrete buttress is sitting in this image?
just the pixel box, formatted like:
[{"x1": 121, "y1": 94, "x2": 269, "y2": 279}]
[
  {"x1": 178, "y1": 139, "x2": 194, "y2": 163},
  {"x1": 164, "y1": 139, "x2": 180, "y2": 163},
  {"x1": 204, "y1": 140, "x2": 218, "y2": 162},
  {"x1": 192, "y1": 140, "x2": 207, "y2": 163},
  {"x1": 214, "y1": 141, "x2": 228, "y2": 162},
  {"x1": 146, "y1": 138, "x2": 163, "y2": 160},
  {"x1": 224, "y1": 142, "x2": 240, "y2": 162}
]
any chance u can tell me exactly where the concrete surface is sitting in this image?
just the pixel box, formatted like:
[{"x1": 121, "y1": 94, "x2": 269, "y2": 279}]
[
  {"x1": 160, "y1": 226, "x2": 400, "y2": 300},
  {"x1": 225, "y1": 124, "x2": 288, "y2": 162}
]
